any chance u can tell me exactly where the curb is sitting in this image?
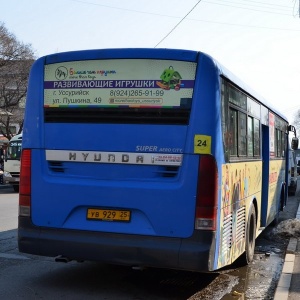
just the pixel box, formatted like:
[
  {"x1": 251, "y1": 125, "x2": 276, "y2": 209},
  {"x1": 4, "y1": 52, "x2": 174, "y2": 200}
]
[{"x1": 273, "y1": 203, "x2": 300, "y2": 300}]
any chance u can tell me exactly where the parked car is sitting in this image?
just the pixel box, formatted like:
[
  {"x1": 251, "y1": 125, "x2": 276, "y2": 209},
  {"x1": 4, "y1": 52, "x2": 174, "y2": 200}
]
[{"x1": 288, "y1": 150, "x2": 297, "y2": 196}]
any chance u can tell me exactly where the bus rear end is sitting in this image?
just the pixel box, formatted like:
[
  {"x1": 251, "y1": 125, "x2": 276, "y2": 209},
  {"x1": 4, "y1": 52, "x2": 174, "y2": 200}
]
[{"x1": 18, "y1": 49, "x2": 221, "y2": 272}]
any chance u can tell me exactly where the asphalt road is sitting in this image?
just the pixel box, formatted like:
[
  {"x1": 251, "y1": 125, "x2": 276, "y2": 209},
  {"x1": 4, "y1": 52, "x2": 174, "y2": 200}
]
[{"x1": 0, "y1": 184, "x2": 299, "y2": 299}]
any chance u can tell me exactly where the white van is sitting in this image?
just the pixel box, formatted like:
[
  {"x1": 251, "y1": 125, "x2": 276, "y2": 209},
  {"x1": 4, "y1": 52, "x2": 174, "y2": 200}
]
[
  {"x1": 288, "y1": 150, "x2": 297, "y2": 196},
  {"x1": 3, "y1": 133, "x2": 22, "y2": 192}
]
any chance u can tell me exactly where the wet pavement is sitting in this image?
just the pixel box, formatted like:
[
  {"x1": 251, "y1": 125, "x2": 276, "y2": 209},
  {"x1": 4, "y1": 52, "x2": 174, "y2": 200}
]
[{"x1": 229, "y1": 189, "x2": 300, "y2": 300}]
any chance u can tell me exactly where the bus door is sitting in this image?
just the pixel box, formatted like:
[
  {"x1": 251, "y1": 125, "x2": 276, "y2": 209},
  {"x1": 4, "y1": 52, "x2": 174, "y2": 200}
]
[{"x1": 260, "y1": 124, "x2": 269, "y2": 227}]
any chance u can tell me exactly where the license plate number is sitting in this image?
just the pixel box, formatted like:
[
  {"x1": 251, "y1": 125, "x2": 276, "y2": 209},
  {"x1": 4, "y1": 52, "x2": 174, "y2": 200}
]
[{"x1": 87, "y1": 208, "x2": 131, "y2": 222}]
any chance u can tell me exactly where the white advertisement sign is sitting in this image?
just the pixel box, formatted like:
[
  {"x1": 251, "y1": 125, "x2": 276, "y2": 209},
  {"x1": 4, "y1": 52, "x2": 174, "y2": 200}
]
[{"x1": 44, "y1": 59, "x2": 196, "y2": 109}]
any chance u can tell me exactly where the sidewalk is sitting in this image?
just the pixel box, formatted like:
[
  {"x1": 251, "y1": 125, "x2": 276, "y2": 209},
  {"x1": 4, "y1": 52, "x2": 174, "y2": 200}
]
[{"x1": 274, "y1": 203, "x2": 300, "y2": 300}]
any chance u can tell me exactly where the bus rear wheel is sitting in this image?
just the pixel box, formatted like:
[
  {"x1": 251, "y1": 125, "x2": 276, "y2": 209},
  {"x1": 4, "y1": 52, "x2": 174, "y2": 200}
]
[{"x1": 243, "y1": 204, "x2": 256, "y2": 264}]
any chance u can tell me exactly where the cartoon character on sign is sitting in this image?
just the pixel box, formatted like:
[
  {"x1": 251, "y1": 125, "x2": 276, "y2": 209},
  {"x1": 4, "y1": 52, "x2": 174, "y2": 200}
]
[{"x1": 156, "y1": 66, "x2": 183, "y2": 91}]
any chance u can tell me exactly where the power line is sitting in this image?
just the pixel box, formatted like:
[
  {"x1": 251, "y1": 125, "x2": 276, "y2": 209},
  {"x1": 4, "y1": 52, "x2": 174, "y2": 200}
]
[
  {"x1": 202, "y1": 0, "x2": 293, "y2": 16},
  {"x1": 188, "y1": 17, "x2": 300, "y2": 31},
  {"x1": 205, "y1": 0, "x2": 293, "y2": 11},
  {"x1": 68, "y1": 0, "x2": 295, "y2": 16},
  {"x1": 65, "y1": 0, "x2": 300, "y2": 33},
  {"x1": 67, "y1": 0, "x2": 177, "y2": 18},
  {"x1": 236, "y1": 0, "x2": 293, "y2": 9},
  {"x1": 154, "y1": 0, "x2": 202, "y2": 48}
]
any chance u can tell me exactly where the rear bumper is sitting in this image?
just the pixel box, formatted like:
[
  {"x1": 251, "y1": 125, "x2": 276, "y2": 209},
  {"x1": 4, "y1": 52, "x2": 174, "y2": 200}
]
[
  {"x1": 3, "y1": 175, "x2": 19, "y2": 185},
  {"x1": 18, "y1": 216, "x2": 216, "y2": 272}
]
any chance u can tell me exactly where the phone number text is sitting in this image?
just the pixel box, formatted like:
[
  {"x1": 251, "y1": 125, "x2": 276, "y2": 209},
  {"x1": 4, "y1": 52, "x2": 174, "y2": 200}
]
[{"x1": 110, "y1": 89, "x2": 164, "y2": 97}]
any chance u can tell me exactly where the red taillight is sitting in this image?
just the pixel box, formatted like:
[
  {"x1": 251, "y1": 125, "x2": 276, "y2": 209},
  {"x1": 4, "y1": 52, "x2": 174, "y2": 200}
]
[
  {"x1": 19, "y1": 149, "x2": 31, "y2": 216},
  {"x1": 195, "y1": 155, "x2": 218, "y2": 230}
]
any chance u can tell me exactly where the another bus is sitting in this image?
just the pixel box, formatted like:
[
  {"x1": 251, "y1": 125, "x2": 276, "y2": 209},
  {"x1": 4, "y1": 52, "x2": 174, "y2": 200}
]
[
  {"x1": 3, "y1": 133, "x2": 22, "y2": 192},
  {"x1": 18, "y1": 48, "x2": 298, "y2": 272}
]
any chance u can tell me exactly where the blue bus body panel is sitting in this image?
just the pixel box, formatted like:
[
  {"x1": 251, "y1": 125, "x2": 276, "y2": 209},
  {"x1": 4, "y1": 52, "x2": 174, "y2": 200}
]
[{"x1": 30, "y1": 124, "x2": 200, "y2": 238}]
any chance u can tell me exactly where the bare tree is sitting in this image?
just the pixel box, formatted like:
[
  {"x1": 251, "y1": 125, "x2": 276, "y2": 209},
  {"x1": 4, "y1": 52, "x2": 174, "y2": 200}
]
[
  {"x1": 0, "y1": 22, "x2": 36, "y2": 139},
  {"x1": 292, "y1": 109, "x2": 300, "y2": 138}
]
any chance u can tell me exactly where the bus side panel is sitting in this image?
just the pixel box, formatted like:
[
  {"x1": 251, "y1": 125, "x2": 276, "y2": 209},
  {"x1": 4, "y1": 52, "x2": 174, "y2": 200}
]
[
  {"x1": 266, "y1": 159, "x2": 285, "y2": 226},
  {"x1": 217, "y1": 161, "x2": 263, "y2": 269}
]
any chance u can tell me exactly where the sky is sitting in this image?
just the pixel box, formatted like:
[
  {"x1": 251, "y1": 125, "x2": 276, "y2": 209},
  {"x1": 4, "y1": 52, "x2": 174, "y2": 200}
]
[{"x1": 1, "y1": 0, "x2": 300, "y2": 123}]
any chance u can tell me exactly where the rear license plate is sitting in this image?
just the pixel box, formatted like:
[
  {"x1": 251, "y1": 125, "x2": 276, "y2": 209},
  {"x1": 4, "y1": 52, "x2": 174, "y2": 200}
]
[{"x1": 87, "y1": 208, "x2": 131, "y2": 222}]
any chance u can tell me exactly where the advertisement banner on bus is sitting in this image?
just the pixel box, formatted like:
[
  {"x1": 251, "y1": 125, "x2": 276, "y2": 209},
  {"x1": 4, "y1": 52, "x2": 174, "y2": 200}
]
[{"x1": 44, "y1": 59, "x2": 196, "y2": 109}]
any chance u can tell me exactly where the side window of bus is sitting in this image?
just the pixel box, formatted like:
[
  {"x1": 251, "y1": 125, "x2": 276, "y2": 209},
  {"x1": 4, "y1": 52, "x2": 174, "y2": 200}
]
[
  {"x1": 248, "y1": 116, "x2": 254, "y2": 157},
  {"x1": 275, "y1": 128, "x2": 285, "y2": 158},
  {"x1": 229, "y1": 109, "x2": 237, "y2": 156},
  {"x1": 253, "y1": 118, "x2": 260, "y2": 156},
  {"x1": 224, "y1": 82, "x2": 261, "y2": 161},
  {"x1": 281, "y1": 129, "x2": 286, "y2": 157},
  {"x1": 248, "y1": 117, "x2": 260, "y2": 157},
  {"x1": 275, "y1": 116, "x2": 287, "y2": 158},
  {"x1": 228, "y1": 109, "x2": 248, "y2": 157},
  {"x1": 238, "y1": 112, "x2": 247, "y2": 156},
  {"x1": 276, "y1": 129, "x2": 286, "y2": 157}
]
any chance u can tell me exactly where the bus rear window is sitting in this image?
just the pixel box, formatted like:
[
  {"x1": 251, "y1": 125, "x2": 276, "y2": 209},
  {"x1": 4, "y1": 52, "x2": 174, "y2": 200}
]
[{"x1": 43, "y1": 59, "x2": 196, "y2": 124}]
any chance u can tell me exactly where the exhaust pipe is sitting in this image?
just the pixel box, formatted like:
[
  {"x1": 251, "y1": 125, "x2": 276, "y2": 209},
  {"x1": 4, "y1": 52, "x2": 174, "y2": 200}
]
[
  {"x1": 132, "y1": 266, "x2": 145, "y2": 271},
  {"x1": 55, "y1": 255, "x2": 71, "y2": 263}
]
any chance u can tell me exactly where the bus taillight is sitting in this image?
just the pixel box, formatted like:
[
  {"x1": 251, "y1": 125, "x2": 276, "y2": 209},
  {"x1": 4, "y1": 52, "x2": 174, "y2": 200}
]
[
  {"x1": 19, "y1": 149, "x2": 31, "y2": 217},
  {"x1": 195, "y1": 155, "x2": 218, "y2": 231}
]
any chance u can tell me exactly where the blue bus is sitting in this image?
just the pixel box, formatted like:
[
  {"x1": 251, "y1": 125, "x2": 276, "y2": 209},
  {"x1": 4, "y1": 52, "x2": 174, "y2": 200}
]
[{"x1": 18, "y1": 48, "x2": 298, "y2": 271}]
